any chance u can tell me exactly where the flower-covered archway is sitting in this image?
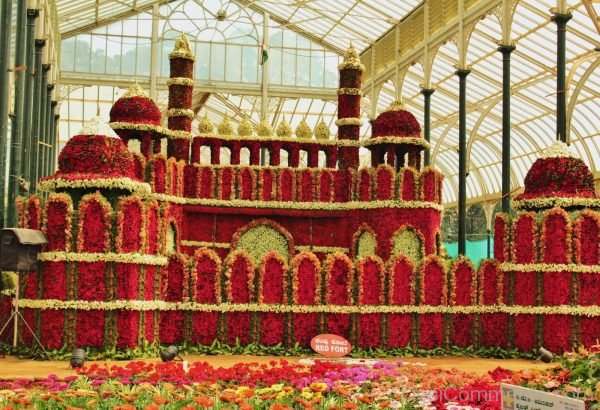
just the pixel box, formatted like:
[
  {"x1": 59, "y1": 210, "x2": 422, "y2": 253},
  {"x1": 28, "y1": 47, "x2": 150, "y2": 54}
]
[
  {"x1": 231, "y1": 219, "x2": 294, "y2": 264},
  {"x1": 390, "y1": 225, "x2": 425, "y2": 263}
]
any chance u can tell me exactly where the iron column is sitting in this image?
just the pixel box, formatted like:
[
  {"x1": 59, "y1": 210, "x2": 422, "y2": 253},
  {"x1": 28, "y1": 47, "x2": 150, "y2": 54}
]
[
  {"x1": 22, "y1": 9, "x2": 39, "y2": 188},
  {"x1": 7, "y1": 0, "x2": 29, "y2": 226},
  {"x1": 37, "y1": 65, "x2": 49, "y2": 179},
  {"x1": 456, "y1": 68, "x2": 471, "y2": 256},
  {"x1": 45, "y1": 86, "x2": 54, "y2": 178},
  {"x1": 0, "y1": 0, "x2": 13, "y2": 226},
  {"x1": 552, "y1": 12, "x2": 572, "y2": 143},
  {"x1": 30, "y1": 40, "x2": 45, "y2": 192},
  {"x1": 421, "y1": 88, "x2": 435, "y2": 166},
  {"x1": 498, "y1": 44, "x2": 515, "y2": 214}
]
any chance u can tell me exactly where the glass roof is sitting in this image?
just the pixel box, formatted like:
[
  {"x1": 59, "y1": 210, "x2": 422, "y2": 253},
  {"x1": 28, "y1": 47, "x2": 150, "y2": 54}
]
[{"x1": 54, "y1": 0, "x2": 600, "y2": 206}]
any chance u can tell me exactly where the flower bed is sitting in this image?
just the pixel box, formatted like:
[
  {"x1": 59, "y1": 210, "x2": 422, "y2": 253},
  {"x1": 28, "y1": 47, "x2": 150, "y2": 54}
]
[{"x1": 0, "y1": 349, "x2": 597, "y2": 410}]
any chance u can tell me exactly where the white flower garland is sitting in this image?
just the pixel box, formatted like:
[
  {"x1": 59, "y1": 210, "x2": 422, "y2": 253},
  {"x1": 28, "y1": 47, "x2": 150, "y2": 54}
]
[
  {"x1": 39, "y1": 177, "x2": 151, "y2": 194},
  {"x1": 166, "y1": 108, "x2": 195, "y2": 119},
  {"x1": 149, "y1": 194, "x2": 444, "y2": 211},
  {"x1": 193, "y1": 133, "x2": 350, "y2": 146},
  {"x1": 15, "y1": 299, "x2": 600, "y2": 316},
  {"x1": 181, "y1": 240, "x2": 230, "y2": 249},
  {"x1": 501, "y1": 262, "x2": 600, "y2": 273},
  {"x1": 169, "y1": 34, "x2": 195, "y2": 61},
  {"x1": 0, "y1": 288, "x2": 15, "y2": 297},
  {"x1": 335, "y1": 117, "x2": 363, "y2": 127},
  {"x1": 541, "y1": 140, "x2": 578, "y2": 159},
  {"x1": 296, "y1": 245, "x2": 350, "y2": 254},
  {"x1": 363, "y1": 136, "x2": 430, "y2": 149},
  {"x1": 109, "y1": 122, "x2": 192, "y2": 140},
  {"x1": 513, "y1": 196, "x2": 600, "y2": 210},
  {"x1": 166, "y1": 77, "x2": 194, "y2": 87},
  {"x1": 337, "y1": 88, "x2": 363, "y2": 96},
  {"x1": 38, "y1": 251, "x2": 168, "y2": 266}
]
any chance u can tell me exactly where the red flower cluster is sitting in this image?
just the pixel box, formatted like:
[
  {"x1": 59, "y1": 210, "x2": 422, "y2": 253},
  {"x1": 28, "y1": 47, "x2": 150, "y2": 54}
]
[
  {"x1": 110, "y1": 95, "x2": 161, "y2": 125},
  {"x1": 372, "y1": 109, "x2": 421, "y2": 138},
  {"x1": 521, "y1": 156, "x2": 596, "y2": 199},
  {"x1": 52, "y1": 134, "x2": 136, "y2": 179}
]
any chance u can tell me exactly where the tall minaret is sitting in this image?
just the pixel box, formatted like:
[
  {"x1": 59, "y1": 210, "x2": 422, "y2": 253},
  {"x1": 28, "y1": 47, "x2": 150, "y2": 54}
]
[
  {"x1": 167, "y1": 34, "x2": 195, "y2": 161},
  {"x1": 336, "y1": 45, "x2": 364, "y2": 169}
]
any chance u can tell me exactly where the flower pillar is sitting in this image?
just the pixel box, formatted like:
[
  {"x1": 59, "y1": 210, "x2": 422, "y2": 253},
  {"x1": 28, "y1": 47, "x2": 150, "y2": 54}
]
[
  {"x1": 167, "y1": 34, "x2": 195, "y2": 162},
  {"x1": 336, "y1": 46, "x2": 364, "y2": 170}
]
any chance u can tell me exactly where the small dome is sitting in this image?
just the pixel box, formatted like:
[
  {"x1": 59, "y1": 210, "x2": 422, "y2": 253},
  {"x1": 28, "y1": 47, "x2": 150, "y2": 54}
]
[
  {"x1": 109, "y1": 84, "x2": 161, "y2": 126},
  {"x1": 276, "y1": 118, "x2": 292, "y2": 138},
  {"x1": 371, "y1": 101, "x2": 421, "y2": 139},
  {"x1": 314, "y1": 119, "x2": 330, "y2": 140},
  {"x1": 295, "y1": 119, "x2": 312, "y2": 139},
  {"x1": 198, "y1": 114, "x2": 214, "y2": 134},
  {"x1": 257, "y1": 119, "x2": 273, "y2": 137},
  {"x1": 218, "y1": 114, "x2": 233, "y2": 136},
  {"x1": 238, "y1": 116, "x2": 253, "y2": 136},
  {"x1": 520, "y1": 141, "x2": 596, "y2": 200}
]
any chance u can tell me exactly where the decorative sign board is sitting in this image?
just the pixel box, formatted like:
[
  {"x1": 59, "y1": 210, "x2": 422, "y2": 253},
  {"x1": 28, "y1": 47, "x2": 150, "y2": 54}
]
[
  {"x1": 500, "y1": 383, "x2": 584, "y2": 410},
  {"x1": 310, "y1": 334, "x2": 351, "y2": 357}
]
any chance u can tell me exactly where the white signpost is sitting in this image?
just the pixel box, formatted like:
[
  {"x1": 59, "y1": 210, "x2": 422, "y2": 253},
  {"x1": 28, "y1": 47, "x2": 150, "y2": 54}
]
[{"x1": 500, "y1": 383, "x2": 585, "y2": 410}]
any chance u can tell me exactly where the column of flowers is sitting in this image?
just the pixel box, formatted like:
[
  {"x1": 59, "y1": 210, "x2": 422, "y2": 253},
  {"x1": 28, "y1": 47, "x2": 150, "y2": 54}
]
[
  {"x1": 418, "y1": 255, "x2": 447, "y2": 349},
  {"x1": 21, "y1": 196, "x2": 43, "y2": 346},
  {"x1": 478, "y1": 259, "x2": 506, "y2": 347},
  {"x1": 223, "y1": 250, "x2": 255, "y2": 345},
  {"x1": 449, "y1": 256, "x2": 477, "y2": 347},
  {"x1": 291, "y1": 252, "x2": 322, "y2": 347},
  {"x1": 387, "y1": 254, "x2": 416, "y2": 348},
  {"x1": 324, "y1": 253, "x2": 354, "y2": 340},
  {"x1": 356, "y1": 255, "x2": 385, "y2": 348},
  {"x1": 257, "y1": 252, "x2": 289, "y2": 346},
  {"x1": 191, "y1": 248, "x2": 221, "y2": 345}
]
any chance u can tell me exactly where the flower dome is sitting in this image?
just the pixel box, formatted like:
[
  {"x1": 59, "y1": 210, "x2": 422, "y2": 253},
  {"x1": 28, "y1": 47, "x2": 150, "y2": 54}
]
[
  {"x1": 371, "y1": 101, "x2": 421, "y2": 139},
  {"x1": 518, "y1": 141, "x2": 596, "y2": 201},
  {"x1": 39, "y1": 117, "x2": 149, "y2": 193},
  {"x1": 109, "y1": 83, "x2": 162, "y2": 126}
]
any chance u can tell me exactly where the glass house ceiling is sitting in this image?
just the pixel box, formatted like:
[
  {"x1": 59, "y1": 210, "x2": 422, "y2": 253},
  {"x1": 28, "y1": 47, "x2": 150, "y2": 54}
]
[{"x1": 53, "y1": 0, "x2": 600, "y2": 206}]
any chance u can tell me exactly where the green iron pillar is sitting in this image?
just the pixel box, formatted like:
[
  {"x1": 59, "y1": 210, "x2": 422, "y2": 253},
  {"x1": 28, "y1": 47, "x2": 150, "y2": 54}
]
[
  {"x1": 38, "y1": 65, "x2": 49, "y2": 180},
  {"x1": 498, "y1": 44, "x2": 515, "y2": 214},
  {"x1": 22, "y1": 9, "x2": 39, "y2": 188},
  {"x1": 49, "y1": 103, "x2": 58, "y2": 175},
  {"x1": 421, "y1": 88, "x2": 435, "y2": 166},
  {"x1": 552, "y1": 12, "x2": 572, "y2": 143},
  {"x1": 0, "y1": 0, "x2": 13, "y2": 227},
  {"x1": 52, "y1": 112, "x2": 60, "y2": 175},
  {"x1": 44, "y1": 86, "x2": 54, "y2": 178},
  {"x1": 7, "y1": 0, "x2": 29, "y2": 227},
  {"x1": 456, "y1": 68, "x2": 471, "y2": 256},
  {"x1": 30, "y1": 39, "x2": 45, "y2": 192}
]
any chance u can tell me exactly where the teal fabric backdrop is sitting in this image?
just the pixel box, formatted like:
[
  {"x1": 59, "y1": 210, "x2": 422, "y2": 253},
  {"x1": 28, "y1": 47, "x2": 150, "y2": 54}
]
[{"x1": 443, "y1": 238, "x2": 493, "y2": 266}]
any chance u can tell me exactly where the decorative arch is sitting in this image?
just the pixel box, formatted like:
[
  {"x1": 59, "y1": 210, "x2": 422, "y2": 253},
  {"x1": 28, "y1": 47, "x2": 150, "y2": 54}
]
[
  {"x1": 352, "y1": 223, "x2": 377, "y2": 260},
  {"x1": 231, "y1": 218, "x2": 294, "y2": 263},
  {"x1": 389, "y1": 225, "x2": 426, "y2": 263}
]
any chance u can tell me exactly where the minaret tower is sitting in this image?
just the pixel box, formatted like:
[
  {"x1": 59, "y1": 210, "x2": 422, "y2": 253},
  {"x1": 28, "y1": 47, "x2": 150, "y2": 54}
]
[
  {"x1": 167, "y1": 34, "x2": 195, "y2": 161},
  {"x1": 336, "y1": 45, "x2": 364, "y2": 169}
]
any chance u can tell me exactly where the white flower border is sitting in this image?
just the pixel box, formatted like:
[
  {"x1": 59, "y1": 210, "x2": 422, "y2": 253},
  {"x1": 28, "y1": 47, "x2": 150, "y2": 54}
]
[
  {"x1": 166, "y1": 108, "x2": 195, "y2": 119},
  {"x1": 180, "y1": 241, "x2": 349, "y2": 254},
  {"x1": 335, "y1": 117, "x2": 363, "y2": 127},
  {"x1": 513, "y1": 196, "x2": 600, "y2": 210},
  {"x1": 363, "y1": 136, "x2": 430, "y2": 149},
  {"x1": 39, "y1": 177, "x2": 151, "y2": 194},
  {"x1": 501, "y1": 262, "x2": 600, "y2": 273},
  {"x1": 15, "y1": 299, "x2": 600, "y2": 316},
  {"x1": 337, "y1": 88, "x2": 363, "y2": 96},
  {"x1": 150, "y1": 194, "x2": 443, "y2": 211},
  {"x1": 181, "y1": 240, "x2": 231, "y2": 249},
  {"x1": 38, "y1": 251, "x2": 168, "y2": 266},
  {"x1": 109, "y1": 122, "x2": 192, "y2": 140},
  {"x1": 166, "y1": 77, "x2": 194, "y2": 87}
]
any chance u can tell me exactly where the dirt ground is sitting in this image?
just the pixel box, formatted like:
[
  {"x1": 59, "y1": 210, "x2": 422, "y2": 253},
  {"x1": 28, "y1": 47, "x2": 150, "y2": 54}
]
[{"x1": 0, "y1": 354, "x2": 555, "y2": 380}]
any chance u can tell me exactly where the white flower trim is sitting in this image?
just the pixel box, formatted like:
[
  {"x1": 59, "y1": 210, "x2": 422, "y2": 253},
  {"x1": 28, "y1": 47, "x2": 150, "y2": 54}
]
[
  {"x1": 1, "y1": 288, "x2": 15, "y2": 297},
  {"x1": 39, "y1": 177, "x2": 151, "y2": 194},
  {"x1": 169, "y1": 35, "x2": 195, "y2": 61},
  {"x1": 193, "y1": 133, "x2": 357, "y2": 146},
  {"x1": 150, "y1": 195, "x2": 444, "y2": 211},
  {"x1": 296, "y1": 245, "x2": 349, "y2": 254},
  {"x1": 109, "y1": 122, "x2": 192, "y2": 140},
  {"x1": 513, "y1": 196, "x2": 600, "y2": 210},
  {"x1": 181, "y1": 240, "x2": 231, "y2": 249},
  {"x1": 15, "y1": 299, "x2": 600, "y2": 316},
  {"x1": 38, "y1": 251, "x2": 168, "y2": 266},
  {"x1": 166, "y1": 108, "x2": 195, "y2": 119},
  {"x1": 337, "y1": 88, "x2": 363, "y2": 96},
  {"x1": 363, "y1": 136, "x2": 430, "y2": 149},
  {"x1": 541, "y1": 140, "x2": 578, "y2": 159},
  {"x1": 78, "y1": 116, "x2": 120, "y2": 138},
  {"x1": 166, "y1": 77, "x2": 194, "y2": 87},
  {"x1": 338, "y1": 62, "x2": 365, "y2": 72},
  {"x1": 501, "y1": 262, "x2": 600, "y2": 273},
  {"x1": 122, "y1": 83, "x2": 150, "y2": 99},
  {"x1": 169, "y1": 50, "x2": 195, "y2": 60},
  {"x1": 335, "y1": 117, "x2": 363, "y2": 127}
]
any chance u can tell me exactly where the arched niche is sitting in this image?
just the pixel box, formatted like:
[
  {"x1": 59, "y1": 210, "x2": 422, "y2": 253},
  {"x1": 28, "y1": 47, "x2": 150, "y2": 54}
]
[
  {"x1": 390, "y1": 225, "x2": 424, "y2": 263},
  {"x1": 232, "y1": 219, "x2": 294, "y2": 264}
]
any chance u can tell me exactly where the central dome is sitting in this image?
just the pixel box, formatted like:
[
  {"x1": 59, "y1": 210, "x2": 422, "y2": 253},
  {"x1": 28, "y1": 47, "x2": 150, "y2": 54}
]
[
  {"x1": 371, "y1": 101, "x2": 421, "y2": 139},
  {"x1": 109, "y1": 84, "x2": 161, "y2": 126},
  {"x1": 520, "y1": 141, "x2": 596, "y2": 200}
]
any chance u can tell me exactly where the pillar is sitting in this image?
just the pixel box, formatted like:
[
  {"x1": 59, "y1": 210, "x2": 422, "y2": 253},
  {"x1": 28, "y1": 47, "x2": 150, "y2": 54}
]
[
  {"x1": 21, "y1": 9, "x2": 38, "y2": 189},
  {"x1": 29, "y1": 39, "x2": 44, "y2": 193},
  {"x1": 421, "y1": 88, "x2": 435, "y2": 166},
  {"x1": 51, "y1": 110, "x2": 59, "y2": 175},
  {"x1": 456, "y1": 68, "x2": 471, "y2": 256},
  {"x1": 37, "y1": 64, "x2": 49, "y2": 179},
  {"x1": 45, "y1": 90, "x2": 54, "y2": 177},
  {"x1": 498, "y1": 44, "x2": 515, "y2": 214},
  {"x1": 7, "y1": 0, "x2": 28, "y2": 226},
  {"x1": 551, "y1": 12, "x2": 572, "y2": 143},
  {"x1": 0, "y1": 0, "x2": 13, "y2": 226}
]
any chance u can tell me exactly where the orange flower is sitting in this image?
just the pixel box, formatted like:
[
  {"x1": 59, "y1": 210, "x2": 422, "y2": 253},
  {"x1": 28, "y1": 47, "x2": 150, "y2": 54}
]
[
  {"x1": 153, "y1": 396, "x2": 170, "y2": 405},
  {"x1": 342, "y1": 403, "x2": 358, "y2": 409},
  {"x1": 181, "y1": 406, "x2": 196, "y2": 410},
  {"x1": 357, "y1": 396, "x2": 372, "y2": 404},
  {"x1": 219, "y1": 391, "x2": 239, "y2": 403},
  {"x1": 144, "y1": 405, "x2": 160, "y2": 410},
  {"x1": 238, "y1": 401, "x2": 253, "y2": 410},
  {"x1": 194, "y1": 396, "x2": 214, "y2": 407},
  {"x1": 239, "y1": 388, "x2": 255, "y2": 398},
  {"x1": 379, "y1": 401, "x2": 391, "y2": 408},
  {"x1": 270, "y1": 405, "x2": 293, "y2": 410},
  {"x1": 113, "y1": 406, "x2": 136, "y2": 410}
]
